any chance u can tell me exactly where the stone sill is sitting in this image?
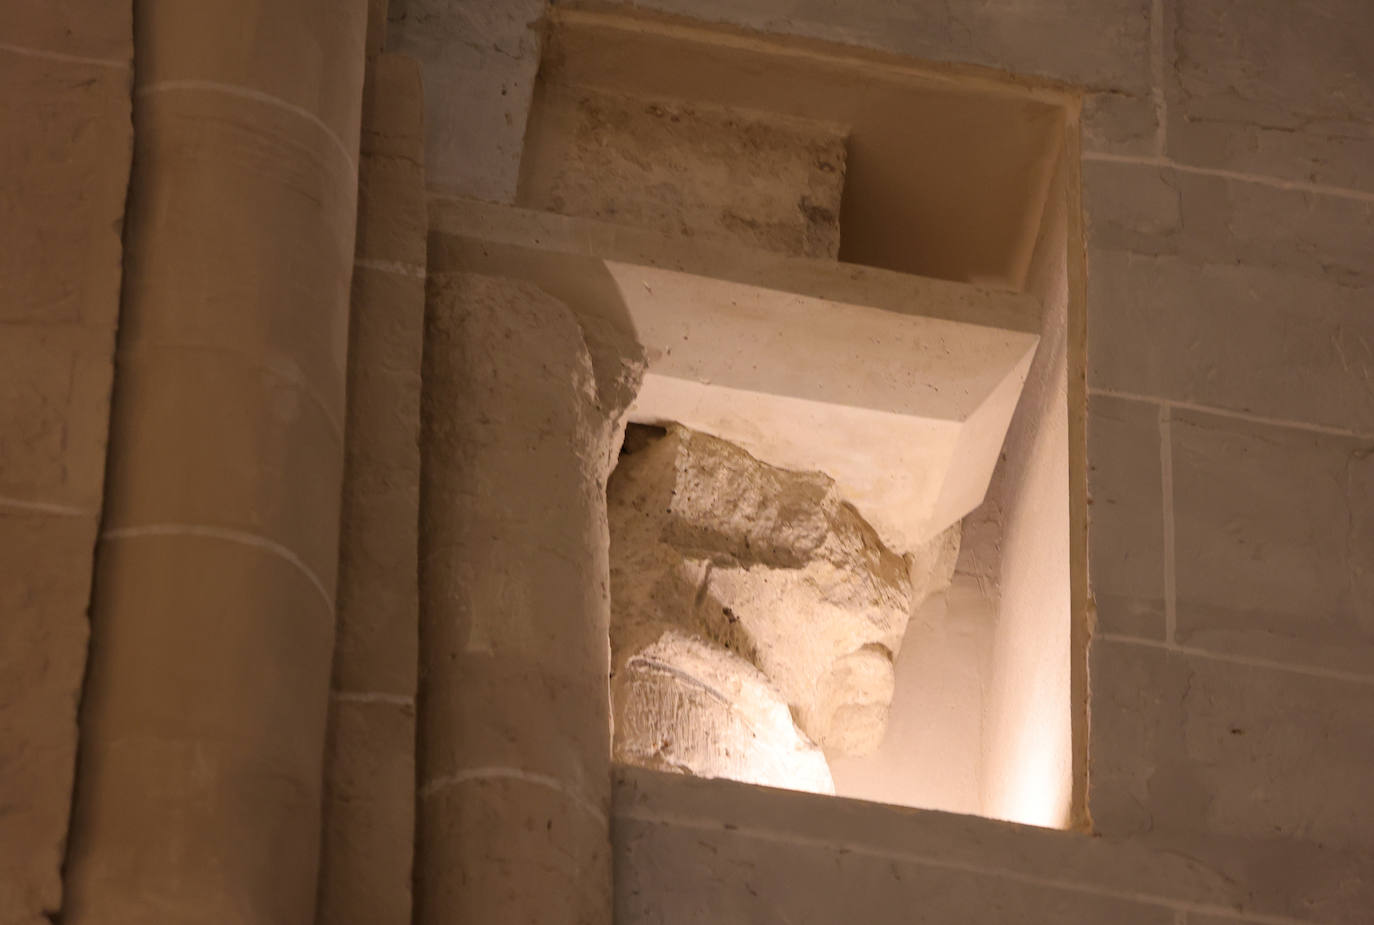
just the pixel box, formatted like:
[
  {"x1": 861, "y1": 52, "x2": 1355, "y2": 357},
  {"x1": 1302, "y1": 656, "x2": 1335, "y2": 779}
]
[{"x1": 612, "y1": 765, "x2": 1372, "y2": 925}]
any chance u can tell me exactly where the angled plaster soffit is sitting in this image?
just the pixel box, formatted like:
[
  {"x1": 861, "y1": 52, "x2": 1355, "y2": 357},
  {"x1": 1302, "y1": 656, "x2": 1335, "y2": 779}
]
[{"x1": 429, "y1": 198, "x2": 1040, "y2": 552}]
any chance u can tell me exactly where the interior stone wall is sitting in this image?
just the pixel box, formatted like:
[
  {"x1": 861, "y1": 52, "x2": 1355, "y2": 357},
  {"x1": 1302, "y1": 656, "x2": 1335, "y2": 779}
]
[
  {"x1": 395, "y1": 1, "x2": 1374, "y2": 921},
  {"x1": 1, "y1": 0, "x2": 1368, "y2": 922},
  {"x1": 0, "y1": 4, "x2": 132, "y2": 921}
]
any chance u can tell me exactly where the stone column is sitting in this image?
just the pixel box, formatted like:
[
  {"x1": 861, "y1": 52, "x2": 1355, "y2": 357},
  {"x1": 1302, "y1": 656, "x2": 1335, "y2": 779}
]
[
  {"x1": 314, "y1": 36, "x2": 428, "y2": 925},
  {"x1": 63, "y1": 2, "x2": 368, "y2": 922},
  {"x1": 417, "y1": 271, "x2": 638, "y2": 924}
]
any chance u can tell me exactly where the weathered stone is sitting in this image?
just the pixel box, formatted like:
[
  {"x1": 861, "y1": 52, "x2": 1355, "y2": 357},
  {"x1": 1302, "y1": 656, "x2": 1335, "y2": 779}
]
[
  {"x1": 431, "y1": 196, "x2": 1041, "y2": 553},
  {"x1": 388, "y1": 0, "x2": 543, "y2": 200},
  {"x1": 620, "y1": 0, "x2": 1153, "y2": 96},
  {"x1": 316, "y1": 699, "x2": 416, "y2": 925},
  {"x1": 616, "y1": 765, "x2": 1374, "y2": 925},
  {"x1": 615, "y1": 769, "x2": 1175, "y2": 925},
  {"x1": 609, "y1": 425, "x2": 958, "y2": 767},
  {"x1": 0, "y1": 6, "x2": 132, "y2": 921},
  {"x1": 99, "y1": 349, "x2": 345, "y2": 586},
  {"x1": 1085, "y1": 161, "x2": 1374, "y2": 433},
  {"x1": 317, "y1": 51, "x2": 426, "y2": 925},
  {"x1": 1082, "y1": 91, "x2": 1160, "y2": 157},
  {"x1": 0, "y1": 1, "x2": 131, "y2": 61},
  {"x1": 521, "y1": 87, "x2": 847, "y2": 258},
  {"x1": 1166, "y1": 0, "x2": 1374, "y2": 193},
  {"x1": 1091, "y1": 638, "x2": 1374, "y2": 854},
  {"x1": 62, "y1": 2, "x2": 368, "y2": 921},
  {"x1": 0, "y1": 53, "x2": 130, "y2": 327},
  {"x1": 1086, "y1": 161, "x2": 1374, "y2": 286},
  {"x1": 114, "y1": 86, "x2": 360, "y2": 428},
  {"x1": 67, "y1": 534, "x2": 337, "y2": 924},
  {"x1": 614, "y1": 630, "x2": 835, "y2": 794},
  {"x1": 0, "y1": 511, "x2": 98, "y2": 921},
  {"x1": 0, "y1": 325, "x2": 114, "y2": 509},
  {"x1": 1171, "y1": 410, "x2": 1374, "y2": 674},
  {"x1": 1087, "y1": 394, "x2": 1166, "y2": 639},
  {"x1": 418, "y1": 270, "x2": 640, "y2": 925}
]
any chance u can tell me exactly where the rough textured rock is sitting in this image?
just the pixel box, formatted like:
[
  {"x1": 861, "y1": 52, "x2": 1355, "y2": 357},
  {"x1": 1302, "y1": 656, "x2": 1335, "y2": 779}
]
[
  {"x1": 521, "y1": 87, "x2": 847, "y2": 258},
  {"x1": 608, "y1": 425, "x2": 959, "y2": 777},
  {"x1": 614, "y1": 630, "x2": 835, "y2": 794},
  {"x1": 387, "y1": 0, "x2": 543, "y2": 201}
]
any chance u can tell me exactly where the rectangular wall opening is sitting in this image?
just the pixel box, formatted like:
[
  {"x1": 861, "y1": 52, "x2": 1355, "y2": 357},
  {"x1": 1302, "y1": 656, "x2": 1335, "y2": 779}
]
[{"x1": 435, "y1": 5, "x2": 1086, "y2": 831}]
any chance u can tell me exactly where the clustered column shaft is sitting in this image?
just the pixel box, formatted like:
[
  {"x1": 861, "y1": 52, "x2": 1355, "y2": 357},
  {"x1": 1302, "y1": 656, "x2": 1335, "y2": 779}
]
[
  {"x1": 64, "y1": 1, "x2": 368, "y2": 921},
  {"x1": 417, "y1": 271, "x2": 619, "y2": 924}
]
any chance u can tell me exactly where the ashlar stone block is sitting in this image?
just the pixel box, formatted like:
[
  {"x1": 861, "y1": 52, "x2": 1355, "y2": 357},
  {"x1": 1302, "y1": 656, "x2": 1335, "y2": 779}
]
[{"x1": 521, "y1": 86, "x2": 847, "y2": 259}]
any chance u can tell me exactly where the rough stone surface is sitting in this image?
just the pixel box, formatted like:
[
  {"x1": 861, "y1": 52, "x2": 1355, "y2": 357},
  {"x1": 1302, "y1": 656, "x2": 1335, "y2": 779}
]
[
  {"x1": 315, "y1": 699, "x2": 416, "y2": 925},
  {"x1": 1171, "y1": 410, "x2": 1374, "y2": 675},
  {"x1": 616, "y1": 770, "x2": 1183, "y2": 925},
  {"x1": 1166, "y1": 0, "x2": 1374, "y2": 193},
  {"x1": 418, "y1": 270, "x2": 641, "y2": 925},
  {"x1": 0, "y1": 4, "x2": 132, "y2": 921},
  {"x1": 388, "y1": 0, "x2": 543, "y2": 201},
  {"x1": 1081, "y1": 90, "x2": 1160, "y2": 157},
  {"x1": 1087, "y1": 394, "x2": 1165, "y2": 640},
  {"x1": 316, "y1": 51, "x2": 426, "y2": 925},
  {"x1": 0, "y1": 512, "x2": 99, "y2": 923},
  {"x1": 1085, "y1": 160, "x2": 1374, "y2": 434},
  {"x1": 608, "y1": 425, "x2": 958, "y2": 769},
  {"x1": 615, "y1": 766, "x2": 1374, "y2": 925},
  {"x1": 521, "y1": 87, "x2": 847, "y2": 258},
  {"x1": 614, "y1": 630, "x2": 835, "y2": 794},
  {"x1": 1091, "y1": 638, "x2": 1374, "y2": 860},
  {"x1": 618, "y1": 0, "x2": 1154, "y2": 97}
]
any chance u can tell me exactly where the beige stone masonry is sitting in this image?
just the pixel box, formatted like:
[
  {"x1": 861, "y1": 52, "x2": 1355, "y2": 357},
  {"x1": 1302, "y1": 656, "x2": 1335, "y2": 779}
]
[
  {"x1": 315, "y1": 41, "x2": 427, "y2": 925},
  {"x1": 519, "y1": 85, "x2": 847, "y2": 259},
  {"x1": 614, "y1": 765, "x2": 1374, "y2": 924},
  {"x1": 0, "y1": 2, "x2": 132, "y2": 921},
  {"x1": 62, "y1": 2, "x2": 368, "y2": 922},
  {"x1": 417, "y1": 270, "x2": 641, "y2": 925}
]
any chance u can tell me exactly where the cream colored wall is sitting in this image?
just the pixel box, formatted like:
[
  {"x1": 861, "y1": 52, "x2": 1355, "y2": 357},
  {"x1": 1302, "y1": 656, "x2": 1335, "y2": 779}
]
[
  {"x1": 826, "y1": 576, "x2": 995, "y2": 815},
  {"x1": 977, "y1": 143, "x2": 1075, "y2": 828}
]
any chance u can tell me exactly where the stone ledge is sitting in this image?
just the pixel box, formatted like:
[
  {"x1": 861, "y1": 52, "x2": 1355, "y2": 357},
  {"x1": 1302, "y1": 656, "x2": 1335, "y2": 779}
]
[{"x1": 613, "y1": 766, "x2": 1374, "y2": 924}]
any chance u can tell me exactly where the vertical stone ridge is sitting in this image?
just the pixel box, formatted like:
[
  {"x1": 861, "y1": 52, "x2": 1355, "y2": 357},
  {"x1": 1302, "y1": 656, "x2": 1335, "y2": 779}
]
[
  {"x1": 0, "y1": 2, "x2": 134, "y2": 920},
  {"x1": 314, "y1": 43, "x2": 427, "y2": 925},
  {"x1": 416, "y1": 269, "x2": 641, "y2": 925},
  {"x1": 62, "y1": 2, "x2": 369, "y2": 922}
]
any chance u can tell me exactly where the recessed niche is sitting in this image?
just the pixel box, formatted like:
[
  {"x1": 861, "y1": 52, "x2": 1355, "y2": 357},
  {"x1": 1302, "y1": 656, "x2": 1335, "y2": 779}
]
[
  {"x1": 430, "y1": 6, "x2": 1083, "y2": 830},
  {"x1": 518, "y1": 6, "x2": 1068, "y2": 288}
]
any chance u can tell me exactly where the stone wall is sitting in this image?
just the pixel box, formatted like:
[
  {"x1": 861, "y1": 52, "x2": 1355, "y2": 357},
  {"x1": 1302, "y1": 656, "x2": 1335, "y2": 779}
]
[
  {"x1": 60, "y1": 1, "x2": 368, "y2": 921},
  {"x1": 393, "y1": 0, "x2": 1374, "y2": 918},
  {"x1": 615, "y1": 766, "x2": 1374, "y2": 924},
  {"x1": 0, "y1": 4, "x2": 132, "y2": 921},
  {"x1": 530, "y1": 0, "x2": 1367, "y2": 921},
  {"x1": 2, "y1": 0, "x2": 1369, "y2": 922}
]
